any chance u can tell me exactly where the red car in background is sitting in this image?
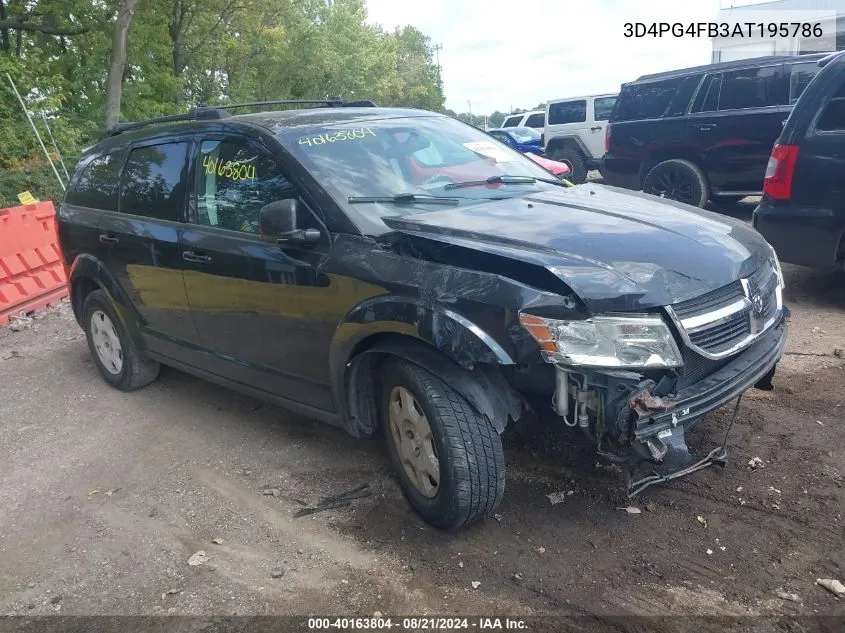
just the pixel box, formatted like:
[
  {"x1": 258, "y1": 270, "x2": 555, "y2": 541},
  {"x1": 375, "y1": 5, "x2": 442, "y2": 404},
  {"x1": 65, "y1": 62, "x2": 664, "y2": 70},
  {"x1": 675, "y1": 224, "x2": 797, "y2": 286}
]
[{"x1": 526, "y1": 153, "x2": 571, "y2": 179}]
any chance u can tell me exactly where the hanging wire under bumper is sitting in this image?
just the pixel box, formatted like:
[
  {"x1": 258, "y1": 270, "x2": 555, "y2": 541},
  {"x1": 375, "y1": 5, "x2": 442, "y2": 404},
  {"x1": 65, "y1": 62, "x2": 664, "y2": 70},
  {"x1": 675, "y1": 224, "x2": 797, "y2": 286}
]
[{"x1": 626, "y1": 396, "x2": 742, "y2": 497}]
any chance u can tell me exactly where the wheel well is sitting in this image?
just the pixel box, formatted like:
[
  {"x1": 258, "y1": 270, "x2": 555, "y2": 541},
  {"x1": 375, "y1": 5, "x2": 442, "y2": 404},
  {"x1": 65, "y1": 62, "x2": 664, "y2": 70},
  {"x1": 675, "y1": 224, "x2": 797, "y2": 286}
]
[
  {"x1": 342, "y1": 333, "x2": 523, "y2": 439},
  {"x1": 545, "y1": 137, "x2": 584, "y2": 156},
  {"x1": 342, "y1": 333, "x2": 427, "y2": 437},
  {"x1": 70, "y1": 276, "x2": 101, "y2": 324}
]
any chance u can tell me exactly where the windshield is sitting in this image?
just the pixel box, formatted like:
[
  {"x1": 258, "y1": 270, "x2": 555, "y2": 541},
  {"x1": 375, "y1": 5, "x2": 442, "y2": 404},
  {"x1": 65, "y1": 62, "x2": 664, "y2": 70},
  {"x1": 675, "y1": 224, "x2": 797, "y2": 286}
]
[
  {"x1": 509, "y1": 127, "x2": 541, "y2": 142},
  {"x1": 285, "y1": 115, "x2": 564, "y2": 232}
]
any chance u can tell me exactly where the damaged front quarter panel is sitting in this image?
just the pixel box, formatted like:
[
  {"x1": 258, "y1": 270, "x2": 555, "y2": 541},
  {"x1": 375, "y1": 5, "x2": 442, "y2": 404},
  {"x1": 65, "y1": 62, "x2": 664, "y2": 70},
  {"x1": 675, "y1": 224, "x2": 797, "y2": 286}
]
[{"x1": 326, "y1": 232, "x2": 586, "y2": 436}]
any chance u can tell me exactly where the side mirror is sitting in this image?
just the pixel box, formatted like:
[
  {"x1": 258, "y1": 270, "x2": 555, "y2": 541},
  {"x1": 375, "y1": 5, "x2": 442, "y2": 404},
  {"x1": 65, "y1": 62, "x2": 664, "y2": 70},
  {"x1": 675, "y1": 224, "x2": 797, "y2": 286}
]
[
  {"x1": 259, "y1": 198, "x2": 321, "y2": 245},
  {"x1": 260, "y1": 199, "x2": 298, "y2": 236}
]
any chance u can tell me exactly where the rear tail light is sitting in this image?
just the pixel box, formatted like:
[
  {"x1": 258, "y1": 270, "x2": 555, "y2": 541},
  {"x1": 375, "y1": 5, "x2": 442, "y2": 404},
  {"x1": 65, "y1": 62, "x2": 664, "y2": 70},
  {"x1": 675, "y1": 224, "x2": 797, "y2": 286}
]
[
  {"x1": 604, "y1": 124, "x2": 612, "y2": 154},
  {"x1": 763, "y1": 144, "x2": 799, "y2": 200}
]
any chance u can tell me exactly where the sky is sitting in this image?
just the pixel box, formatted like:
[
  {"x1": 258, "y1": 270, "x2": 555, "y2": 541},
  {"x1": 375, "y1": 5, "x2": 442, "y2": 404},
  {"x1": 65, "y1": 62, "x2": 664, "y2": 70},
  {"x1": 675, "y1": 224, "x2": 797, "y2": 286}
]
[{"x1": 366, "y1": 0, "x2": 770, "y2": 113}]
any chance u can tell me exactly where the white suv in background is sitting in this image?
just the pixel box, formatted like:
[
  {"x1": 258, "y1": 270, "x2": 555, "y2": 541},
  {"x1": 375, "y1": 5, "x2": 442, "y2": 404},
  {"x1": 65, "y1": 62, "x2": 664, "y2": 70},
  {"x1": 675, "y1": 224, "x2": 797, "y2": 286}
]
[
  {"x1": 501, "y1": 109, "x2": 545, "y2": 130},
  {"x1": 543, "y1": 93, "x2": 617, "y2": 183}
]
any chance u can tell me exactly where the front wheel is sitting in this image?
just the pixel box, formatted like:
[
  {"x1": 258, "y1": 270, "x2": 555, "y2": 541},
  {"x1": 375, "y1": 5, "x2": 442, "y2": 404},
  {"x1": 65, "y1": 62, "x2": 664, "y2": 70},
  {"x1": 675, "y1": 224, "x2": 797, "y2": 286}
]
[
  {"x1": 643, "y1": 159, "x2": 709, "y2": 208},
  {"x1": 380, "y1": 359, "x2": 505, "y2": 529}
]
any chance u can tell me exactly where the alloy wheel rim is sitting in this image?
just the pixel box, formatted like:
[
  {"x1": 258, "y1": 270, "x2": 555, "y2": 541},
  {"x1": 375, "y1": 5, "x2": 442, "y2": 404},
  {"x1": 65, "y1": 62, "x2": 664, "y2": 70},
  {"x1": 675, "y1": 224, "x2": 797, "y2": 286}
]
[
  {"x1": 90, "y1": 310, "x2": 123, "y2": 375},
  {"x1": 388, "y1": 386, "x2": 440, "y2": 498},
  {"x1": 651, "y1": 169, "x2": 694, "y2": 204}
]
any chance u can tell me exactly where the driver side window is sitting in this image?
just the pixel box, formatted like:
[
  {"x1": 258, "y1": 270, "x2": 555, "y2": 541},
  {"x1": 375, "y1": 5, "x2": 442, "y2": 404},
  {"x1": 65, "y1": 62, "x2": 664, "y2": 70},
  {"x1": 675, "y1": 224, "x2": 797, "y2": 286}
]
[{"x1": 196, "y1": 138, "x2": 297, "y2": 234}]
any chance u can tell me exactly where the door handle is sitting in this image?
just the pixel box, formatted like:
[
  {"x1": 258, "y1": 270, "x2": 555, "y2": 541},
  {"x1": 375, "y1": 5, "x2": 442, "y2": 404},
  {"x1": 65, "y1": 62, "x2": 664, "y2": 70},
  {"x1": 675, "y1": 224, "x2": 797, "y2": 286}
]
[
  {"x1": 98, "y1": 234, "x2": 119, "y2": 244},
  {"x1": 696, "y1": 123, "x2": 717, "y2": 131},
  {"x1": 590, "y1": 126, "x2": 602, "y2": 131},
  {"x1": 182, "y1": 250, "x2": 212, "y2": 264}
]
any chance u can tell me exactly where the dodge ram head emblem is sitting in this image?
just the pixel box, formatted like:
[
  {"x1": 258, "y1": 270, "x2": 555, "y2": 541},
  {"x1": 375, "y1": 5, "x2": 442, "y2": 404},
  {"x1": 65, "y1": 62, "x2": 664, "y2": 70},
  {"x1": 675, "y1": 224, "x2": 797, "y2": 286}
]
[
  {"x1": 745, "y1": 277, "x2": 765, "y2": 333},
  {"x1": 748, "y1": 280, "x2": 764, "y2": 316}
]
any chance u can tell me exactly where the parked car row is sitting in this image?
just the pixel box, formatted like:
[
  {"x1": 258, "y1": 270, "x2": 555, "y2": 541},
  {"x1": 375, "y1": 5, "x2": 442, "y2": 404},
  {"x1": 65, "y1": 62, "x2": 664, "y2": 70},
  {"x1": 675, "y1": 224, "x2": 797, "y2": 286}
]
[{"x1": 519, "y1": 52, "x2": 844, "y2": 273}]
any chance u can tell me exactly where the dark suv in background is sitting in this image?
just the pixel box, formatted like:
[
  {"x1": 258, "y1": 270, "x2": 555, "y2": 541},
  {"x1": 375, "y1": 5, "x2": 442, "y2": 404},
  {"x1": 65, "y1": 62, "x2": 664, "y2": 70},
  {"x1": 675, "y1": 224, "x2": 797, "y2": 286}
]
[
  {"x1": 755, "y1": 51, "x2": 845, "y2": 271},
  {"x1": 601, "y1": 55, "x2": 824, "y2": 207}
]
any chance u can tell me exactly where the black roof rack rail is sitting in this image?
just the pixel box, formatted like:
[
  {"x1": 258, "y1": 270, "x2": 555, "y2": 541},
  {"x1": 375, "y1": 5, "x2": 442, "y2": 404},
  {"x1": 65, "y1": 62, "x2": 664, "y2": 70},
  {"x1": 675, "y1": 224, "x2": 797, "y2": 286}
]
[
  {"x1": 103, "y1": 97, "x2": 378, "y2": 138},
  {"x1": 200, "y1": 97, "x2": 378, "y2": 111},
  {"x1": 104, "y1": 107, "x2": 231, "y2": 137}
]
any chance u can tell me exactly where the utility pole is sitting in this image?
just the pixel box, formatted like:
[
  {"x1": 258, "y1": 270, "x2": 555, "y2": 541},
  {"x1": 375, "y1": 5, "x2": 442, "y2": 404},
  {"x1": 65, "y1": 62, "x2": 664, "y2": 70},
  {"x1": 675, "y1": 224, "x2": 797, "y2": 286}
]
[
  {"x1": 433, "y1": 43, "x2": 442, "y2": 69},
  {"x1": 467, "y1": 99, "x2": 472, "y2": 125}
]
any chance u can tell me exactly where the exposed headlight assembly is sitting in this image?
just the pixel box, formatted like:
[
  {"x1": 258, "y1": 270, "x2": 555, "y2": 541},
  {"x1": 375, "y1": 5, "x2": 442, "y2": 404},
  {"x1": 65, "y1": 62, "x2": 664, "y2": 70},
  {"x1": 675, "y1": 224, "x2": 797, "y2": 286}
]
[{"x1": 520, "y1": 313, "x2": 683, "y2": 368}]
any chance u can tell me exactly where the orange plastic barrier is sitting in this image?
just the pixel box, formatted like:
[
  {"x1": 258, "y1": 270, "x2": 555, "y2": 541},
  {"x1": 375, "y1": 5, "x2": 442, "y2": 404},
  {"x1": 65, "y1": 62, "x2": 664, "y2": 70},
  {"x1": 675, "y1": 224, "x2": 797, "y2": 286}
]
[{"x1": 0, "y1": 201, "x2": 68, "y2": 325}]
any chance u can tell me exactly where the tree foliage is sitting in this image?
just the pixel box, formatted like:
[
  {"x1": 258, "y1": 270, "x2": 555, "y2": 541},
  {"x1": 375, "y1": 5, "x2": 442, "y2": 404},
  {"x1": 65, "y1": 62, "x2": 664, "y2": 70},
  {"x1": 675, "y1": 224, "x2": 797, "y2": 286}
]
[{"x1": 0, "y1": 0, "x2": 444, "y2": 206}]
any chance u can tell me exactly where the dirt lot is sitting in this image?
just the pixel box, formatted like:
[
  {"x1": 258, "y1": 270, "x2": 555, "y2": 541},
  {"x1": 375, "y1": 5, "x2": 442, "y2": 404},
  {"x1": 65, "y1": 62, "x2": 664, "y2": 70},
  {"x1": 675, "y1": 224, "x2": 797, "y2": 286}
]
[{"x1": 1, "y1": 222, "x2": 844, "y2": 626}]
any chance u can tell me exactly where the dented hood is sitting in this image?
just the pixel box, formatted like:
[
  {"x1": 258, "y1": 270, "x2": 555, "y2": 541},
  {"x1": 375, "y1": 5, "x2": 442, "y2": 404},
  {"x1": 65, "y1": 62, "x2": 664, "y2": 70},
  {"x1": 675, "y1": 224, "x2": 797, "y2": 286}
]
[{"x1": 381, "y1": 184, "x2": 772, "y2": 311}]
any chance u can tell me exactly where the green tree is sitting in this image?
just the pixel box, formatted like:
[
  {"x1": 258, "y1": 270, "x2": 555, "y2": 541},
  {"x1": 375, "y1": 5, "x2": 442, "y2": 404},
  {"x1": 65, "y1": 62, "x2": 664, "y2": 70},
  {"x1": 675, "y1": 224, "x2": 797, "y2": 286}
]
[{"x1": 0, "y1": 0, "x2": 446, "y2": 207}]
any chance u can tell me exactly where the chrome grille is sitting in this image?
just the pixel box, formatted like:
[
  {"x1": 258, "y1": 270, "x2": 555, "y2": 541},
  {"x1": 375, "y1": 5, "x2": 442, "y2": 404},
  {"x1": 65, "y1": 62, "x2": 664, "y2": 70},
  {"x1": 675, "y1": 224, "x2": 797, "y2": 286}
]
[
  {"x1": 688, "y1": 313, "x2": 751, "y2": 354},
  {"x1": 669, "y1": 261, "x2": 781, "y2": 360},
  {"x1": 671, "y1": 281, "x2": 744, "y2": 320}
]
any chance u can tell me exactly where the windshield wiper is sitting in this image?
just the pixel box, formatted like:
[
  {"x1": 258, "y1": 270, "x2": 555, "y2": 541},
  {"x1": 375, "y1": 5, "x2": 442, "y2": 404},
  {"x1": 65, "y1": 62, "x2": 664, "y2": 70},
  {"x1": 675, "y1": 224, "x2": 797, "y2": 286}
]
[
  {"x1": 444, "y1": 174, "x2": 571, "y2": 190},
  {"x1": 348, "y1": 193, "x2": 460, "y2": 205}
]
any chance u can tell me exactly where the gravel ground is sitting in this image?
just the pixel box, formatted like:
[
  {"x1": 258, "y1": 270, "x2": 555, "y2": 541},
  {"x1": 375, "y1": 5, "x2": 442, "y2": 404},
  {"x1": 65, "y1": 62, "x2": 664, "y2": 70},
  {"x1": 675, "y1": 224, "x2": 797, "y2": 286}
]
[{"x1": 1, "y1": 225, "x2": 843, "y2": 625}]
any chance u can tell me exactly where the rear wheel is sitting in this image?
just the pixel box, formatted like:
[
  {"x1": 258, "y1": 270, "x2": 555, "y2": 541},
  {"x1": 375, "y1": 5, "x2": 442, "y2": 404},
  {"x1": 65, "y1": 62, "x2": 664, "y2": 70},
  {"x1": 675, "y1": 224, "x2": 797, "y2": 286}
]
[
  {"x1": 643, "y1": 159, "x2": 708, "y2": 208},
  {"x1": 380, "y1": 359, "x2": 505, "y2": 529},
  {"x1": 83, "y1": 290, "x2": 160, "y2": 391},
  {"x1": 550, "y1": 148, "x2": 588, "y2": 184}
]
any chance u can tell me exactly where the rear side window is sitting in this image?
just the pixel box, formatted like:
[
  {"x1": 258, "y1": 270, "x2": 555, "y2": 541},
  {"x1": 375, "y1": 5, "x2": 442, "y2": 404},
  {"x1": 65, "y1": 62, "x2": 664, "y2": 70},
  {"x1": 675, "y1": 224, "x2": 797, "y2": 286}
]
[
  {"x1": 502, "y1": 116, "x2": 521, "y2": 127},
  {"x1": 593, "y1": 97, "x2": 617, "y2": 121},
  {"x1": 788, "y1": 61, "x2": 819, "y2": 103},
  {"x1": 66, "y1": 152, "x2": 123, "y2": 210},
  {"x1": 119, "y1": 142, "x2": 189, "y2": 221},
  {"x1": 524, "y1": 112, "x2": 545, "y2": 128},
  {"x1": 817, "y1": 80, "x2": 845, "y2": 132},
  {"x1": 196, "y1": 139, "x2": 297, "y2": 233},
  {"x1": 614, "y1": 76, "x2": 699, "y2": 121},
  {"x1": 548, "y1": 100, "x2": 586, "y2": 125},
  {"x1": 718, "y1": 65, "x2": 787, "y2": 110}
]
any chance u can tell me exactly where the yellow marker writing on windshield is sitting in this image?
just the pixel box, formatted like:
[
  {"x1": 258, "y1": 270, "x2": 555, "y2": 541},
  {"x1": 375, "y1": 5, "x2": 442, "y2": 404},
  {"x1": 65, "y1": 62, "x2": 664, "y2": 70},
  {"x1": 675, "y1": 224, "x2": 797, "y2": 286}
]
[{"x1": 298, "y1": 127, "x2": 377, "y2": 147}]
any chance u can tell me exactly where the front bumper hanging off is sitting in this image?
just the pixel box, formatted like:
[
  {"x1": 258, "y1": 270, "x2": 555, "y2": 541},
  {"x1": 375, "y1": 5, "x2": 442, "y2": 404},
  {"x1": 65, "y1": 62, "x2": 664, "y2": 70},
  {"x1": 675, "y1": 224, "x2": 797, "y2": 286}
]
[{"x1": 623, "y1": 315, "x2": 788, "y2": 497}]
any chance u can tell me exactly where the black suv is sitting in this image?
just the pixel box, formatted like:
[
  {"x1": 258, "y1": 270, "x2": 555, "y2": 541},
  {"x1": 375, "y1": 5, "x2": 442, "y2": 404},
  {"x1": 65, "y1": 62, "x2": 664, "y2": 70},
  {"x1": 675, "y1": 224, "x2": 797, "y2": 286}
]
[
  {"x1": 602, "y1": 55, "x2": 824, "y2": 207},
  {"x1": 755, "y1": 51, "x2": 845, "y2": 270},
  {"x1": 58, "y1": 100, "x2": 788, "y2": 528}
]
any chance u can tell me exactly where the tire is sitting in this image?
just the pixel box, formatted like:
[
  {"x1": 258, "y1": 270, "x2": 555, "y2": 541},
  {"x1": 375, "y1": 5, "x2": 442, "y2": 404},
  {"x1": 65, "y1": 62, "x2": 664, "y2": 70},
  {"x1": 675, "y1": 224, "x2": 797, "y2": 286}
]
[
  {"x1": 380, "y1": 359, "x2": 505, "y2": 529},
  {"x1": 550, "y1": 147, "x2": 588, "y2": 184},
  {"x1": 643, "y1": 159, "x2": 709, "y2": 208},
  {"x1": 83, "y1": 289, "x2": 160, "y2": 391}
]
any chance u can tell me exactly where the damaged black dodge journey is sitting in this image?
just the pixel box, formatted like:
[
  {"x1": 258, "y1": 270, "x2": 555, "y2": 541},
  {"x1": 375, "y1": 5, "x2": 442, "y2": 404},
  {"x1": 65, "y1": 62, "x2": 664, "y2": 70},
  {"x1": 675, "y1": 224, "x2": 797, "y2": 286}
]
[{"x1": 58, "y1": 100, "x2": 788, "y2": 528}]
